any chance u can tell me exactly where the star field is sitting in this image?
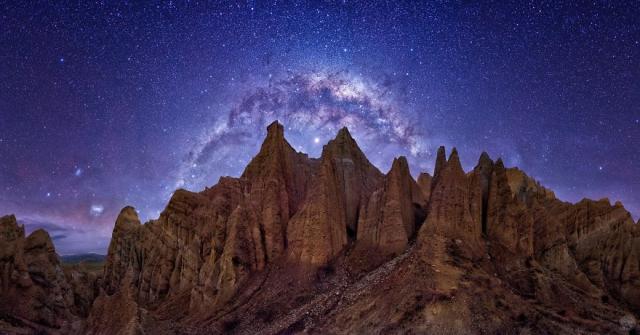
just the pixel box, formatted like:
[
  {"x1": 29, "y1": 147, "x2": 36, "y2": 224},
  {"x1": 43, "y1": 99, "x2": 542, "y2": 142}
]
[{"x1": 0, "y1": 1, "x2": 638, "y2": 254}]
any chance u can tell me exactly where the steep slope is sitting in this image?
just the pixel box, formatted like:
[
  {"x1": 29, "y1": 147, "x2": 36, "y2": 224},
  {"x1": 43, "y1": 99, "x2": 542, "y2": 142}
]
[
  {"x1": 96, "y1": 121, "x2": 318, "y2": 321},
  {"x1": 182, "y1": 143, "x2": 639, "y2": 335},
  {"x1": 356, "y1": 156, "x2": 426, "y2": 262},
  {"x1": 286, "y1": 127, "x2": 383, "y2": 266},
  {"x1": 2, "y1": 122, "x2": 639, "y2": 334},
  {"x1": 94, "y1": 125, "x2": 640, "y2": 334}
]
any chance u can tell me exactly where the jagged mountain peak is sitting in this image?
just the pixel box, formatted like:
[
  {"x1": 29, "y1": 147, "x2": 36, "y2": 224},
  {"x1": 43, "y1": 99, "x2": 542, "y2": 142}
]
[
  {"x1": 266, "y1": 119, "x2": 284, "y2": 136},
  {"x1": 251, "y1": 120, "x2": 291, "y2": 154},
  {"x1": 476, "y1": 151, "x2": 493, "y2": 169},
  {"x1": 433, "y1": 145, "x2": 447, "y2": 179},
  {"x1": 0, "y1": 214, "x2": 24, "y2": 240},
  {"x1": 478, "y1": 151, "x2": 491, "y2": 162},
  {"x1": 336, "y1": 125, "x2": 353, "y2": 139},
  {"x1": 446, "y1": 147, "x2": 464, "y2": 174},
  {"x1": 3, "y1": 123, "x2": 640, "y2": 334},
  {"x1": 241, "y1": 121, "x2": 307, "y2": 183},
  {"x1": 323, "y1": 125, "x2": 370, "y2": 161},
  {"x1": 26, "y1": 228, "x2": 55, "y2": 249},
  {"x1": 389, "y1": 155, "x2": 410, "y2": 173},
  {"x1": 114, "y1": 206, "x2": 140, "y2": 230},
  {"x1": 448, "y1": 147, "x2": 459, "y2": 159},
  {"x1": 0, "y1": 213, "x2": 17, "y2": 224}
]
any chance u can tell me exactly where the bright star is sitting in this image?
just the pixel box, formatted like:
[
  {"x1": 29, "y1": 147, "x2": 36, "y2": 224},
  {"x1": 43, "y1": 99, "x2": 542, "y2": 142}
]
[
  {"x1": 314, "y1": 137, "x2": 320, "y2": 144},
  {"x1": 74, "y1": 167, "x2": 83, "y2": 177}
]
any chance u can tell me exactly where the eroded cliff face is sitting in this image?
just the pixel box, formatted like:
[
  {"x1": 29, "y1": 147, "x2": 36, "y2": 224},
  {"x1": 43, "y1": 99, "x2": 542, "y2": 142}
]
[
  {"x1": 531, "y1": 196, "x2": 640, "y2": 312},
  {"x1": 92, "y1": 123, "x2": 640, "y2": 334},
  {"x1": 286, "y1": 127, "x2": 384, "y2": 266},
  {"x1": 0, "y1": 215, "x2": 97, "y2": 334},
  {"x1": 357, "y1": 156, "x2": 426, "y2": 259},
  {"x1": 97, "y1": 121, "x2": 321, "y2": 316},
  {"x1": 2, "y1": 121, "x2": 639, "y2": 334}
]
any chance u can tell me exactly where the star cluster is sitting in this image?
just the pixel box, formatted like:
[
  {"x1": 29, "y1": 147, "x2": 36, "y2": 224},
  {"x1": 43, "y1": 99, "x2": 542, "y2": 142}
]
[{"x1": 1, "y1": 1, "x2": 638, "y2": 254}]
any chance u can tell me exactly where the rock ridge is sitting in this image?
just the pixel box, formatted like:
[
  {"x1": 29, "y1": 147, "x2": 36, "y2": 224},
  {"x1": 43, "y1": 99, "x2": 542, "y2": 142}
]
[{"x1": 2, "y1": 121, "x2": 639, "y2": 334}]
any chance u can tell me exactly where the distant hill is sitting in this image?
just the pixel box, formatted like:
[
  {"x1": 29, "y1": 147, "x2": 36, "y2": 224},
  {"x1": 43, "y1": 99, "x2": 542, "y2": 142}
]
[{"x1": 61, "y1": 253, "x2": 106, "y2": 265}]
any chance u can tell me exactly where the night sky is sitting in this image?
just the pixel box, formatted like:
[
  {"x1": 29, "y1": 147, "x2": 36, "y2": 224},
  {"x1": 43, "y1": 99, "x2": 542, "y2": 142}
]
[{"x1": 1, "y1": 1, "x2": 638, "y2": 254}]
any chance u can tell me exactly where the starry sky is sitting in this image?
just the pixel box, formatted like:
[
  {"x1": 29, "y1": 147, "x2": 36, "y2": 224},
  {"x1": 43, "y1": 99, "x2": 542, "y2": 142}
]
[{"x1": 1, "y1": 1, "x2": 638, "y2": 254}]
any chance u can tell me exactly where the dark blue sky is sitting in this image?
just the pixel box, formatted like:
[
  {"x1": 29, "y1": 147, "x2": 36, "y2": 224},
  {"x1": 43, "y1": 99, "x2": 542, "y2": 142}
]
[{"x1": 1, "y1": 1, "x2": 638, "y2": 254}]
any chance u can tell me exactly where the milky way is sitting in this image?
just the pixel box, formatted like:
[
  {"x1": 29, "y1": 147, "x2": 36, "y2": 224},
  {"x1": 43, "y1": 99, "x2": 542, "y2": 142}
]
[
  {"x1": 177, "y1": 70, "x2": 430, "y2": 192},
  {"x1": 1, "y1": 2, "x2": 638, "y2": 254}
]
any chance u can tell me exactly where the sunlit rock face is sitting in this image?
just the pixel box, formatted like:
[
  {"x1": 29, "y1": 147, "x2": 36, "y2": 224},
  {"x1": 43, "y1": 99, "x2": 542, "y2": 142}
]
[{"x1": 2, "y1": 122, "x2": 640, "y2": 334}]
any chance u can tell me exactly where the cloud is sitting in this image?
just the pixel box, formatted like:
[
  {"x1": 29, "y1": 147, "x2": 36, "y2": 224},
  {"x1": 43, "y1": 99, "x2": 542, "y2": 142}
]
[
  {"x1": 90, "y1": 204, "x2": 104, "y2": 217},
  {"x1": 51, "y1": 234, "x2": 68, "y2": 241},
  {"x1": 15, "y1": 216, "x2": 111, "y2": 255},
  {"x1": 18, "y1": 218, "x2": 74, "y2": 234}
]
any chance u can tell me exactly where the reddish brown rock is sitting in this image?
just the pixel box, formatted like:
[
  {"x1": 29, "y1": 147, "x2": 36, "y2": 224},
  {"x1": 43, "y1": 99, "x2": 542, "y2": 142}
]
[
  {"x1": 432, "y1": 145, "x2": 447, "y2": 184},
  {"x1": 5, "y1": 123, "x2": 640, "y2": 334},
  {"x1": 467, "y1": 151, "x2": 493, "y2": 236},
  {"x1": 357, "y1": 156, "x2": 426, "y2": 258},
  {"x1": 93, "y1": 135, "x2": 640, "y2": 333},
  {"x1": 85, "y1": 270, "x2": 143, "y2": 335},
  {"x1": 240, "y1": 121, "x2": 316, "y2": 262},
  {"x1": 532, "y1": 197, "x2": 640, "y2": 313},
  {"x1": 506, "y1": 167, "x2": 556, "y2": 203},
  {"x1": 486, "y1": 159, "x2": 534, "y2": 258},
  {"x1": 418, "y1": 148, "x2": 484, "y2": 257},
  {"x1": 101, "y1": 121, "x2": 318, "y2": 314},
  {"x1": 286, "y1": 127, "x2": 383, "y2": 266},
  {"x1": 416, "y1": 172, "x2": 432, "y2": 203},
  {"x1": 0, "y1": 215, "x2": 90, "y2": 334}
]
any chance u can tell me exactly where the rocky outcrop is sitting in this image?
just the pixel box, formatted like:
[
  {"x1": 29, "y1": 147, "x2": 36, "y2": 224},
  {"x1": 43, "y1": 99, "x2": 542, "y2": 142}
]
[
  {"x1": 416, "y1": 172, "x2": 432, "y2": 203},
  {"x1": 99, "y1": 121, "x2": 319, "y2": 315},
  {"x1": 357, "y1": 157, "x2": 426, "y2": 258},
  {"x1": 240, "y1": 121, "x2": 316, "y2": 262},
  {"x1": 531, "y1": 197, "x2": 640, "y2": 313},
  {"x1": 3, "y1": 122, "x2": 640, "y2": 334},
  {"x1": 486, "y1": 159, "x2": 534, "y2": 258},
  {"x1": 419, "y1": 147, "x2": 484, "y2": 257},
  {"x1": 96, "y1": 125, "x2": 639, "y2": 334},
  {"x1": 85, "y1": 270, "x2": 143, "y2": 335},
  {"x1": 286, "y1": 127, "x2": 383, "y2": 266},
  {"x1": 506, "y1": 167, "x2": 556, "y2": 203},
  {"x1": 0, "y1": 215, "x2": 95, "y2": 334}
]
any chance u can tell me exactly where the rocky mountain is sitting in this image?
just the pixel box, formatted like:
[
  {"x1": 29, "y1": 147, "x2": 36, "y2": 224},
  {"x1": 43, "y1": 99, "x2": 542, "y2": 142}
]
[
  {"x1": 1, "y1": 121, "x2": 639, "y2": 334},
  {"x1": 0, "y1": 215, "x2": 100, "y2": 334}
]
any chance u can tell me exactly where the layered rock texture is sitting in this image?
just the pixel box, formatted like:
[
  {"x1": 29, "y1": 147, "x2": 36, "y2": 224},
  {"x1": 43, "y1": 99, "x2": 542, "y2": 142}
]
[
  {"x1": 1, "y1": 121, "x2": 639, "y2": 334},
  {"x1": 0, "y1": 215, "x2": 99, "y2": 334}
]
